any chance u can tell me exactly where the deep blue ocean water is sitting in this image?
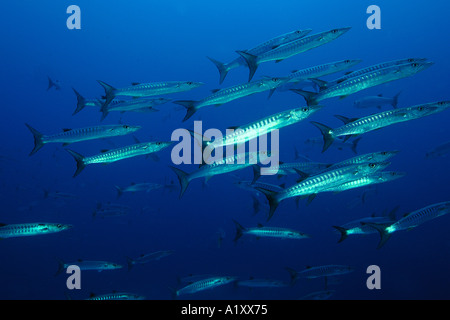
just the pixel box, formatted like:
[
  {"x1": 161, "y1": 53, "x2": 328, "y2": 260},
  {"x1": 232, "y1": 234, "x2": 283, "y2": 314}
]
[{"x1": 0, "y1": 1, "x2": 449, "y2": 300}]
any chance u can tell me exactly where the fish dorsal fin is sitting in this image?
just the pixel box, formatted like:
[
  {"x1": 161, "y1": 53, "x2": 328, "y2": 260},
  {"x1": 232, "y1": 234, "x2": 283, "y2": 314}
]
[
  {"x1": 275, "y1": 59, "x2": 284, "y2": 63},
  {"x1": 140, "y1": 254, "x2": 144, "y2": 257},
  {"x1": 334, "y1": 115, "x2": 359, "y2": 125},
  {"x1": 257, "y1": 223, "x2": 264, "y2": 228},
  {"x1": 130, "y1": 182, "x2": 136, "y2": 185},
  {"x1": 227, "y1": 126, "x2": 239, "y2": 131},
  {"x1": 131, "y1": 82, "x2": 140, "y2": 86},
  {"x1": 78, "y1": 259, "x2": 83, "y2": 262},
  {"x1": 210, "y1": 89, "x2": 221, "y2": 93},
  {"x1": 344, "y1": 71, "x2": 353, "y2": 75},
  {"x1": 278, "y1": 161, "x2": 284, "y2": 165},
  {"x1": 133, "y1": 136, "x2": 141, "y2": 144},
  {"x1": 371, "y1": 213, "x2": 376, "y2": 218},
  {"x1": 403, "y1": 212, "x2": 410, "y2": 218},
  {"x1": 90, "y1": 293, "x2": 96, "y2": 298},
  {"x1": 294, "y1": 169, "x2": 309, "y2": 183},
  {"x1": 305, "y1": 266, "x2": 312, "y2": 269},
  {"x1": 336, "y1": 79, "x2": 345, "y2": 84},
  {"x1": 291, "y1": 69, "x2": 298, "y2": 73},
  {"x1": 388, "y1": 205, "x2": 400, "y2": 220},
  {"x1": 249, "y1": 276, "x2": 254, "y2": 280},
  {"x1": 377, "y1": 94, "x2": 383, "y2": 97},
  {"x1": 100, "y1": 149, "x2": 109, "y2": 153},
  {"x1": 62, "y1": 128, "x2": 72, "y2": 132},
  {"x1": 0, "y1": 223, "x2": 7, "y2": 227},
  {"x1": 279, "y1": 183, "x2": 286, "y2": 189}
]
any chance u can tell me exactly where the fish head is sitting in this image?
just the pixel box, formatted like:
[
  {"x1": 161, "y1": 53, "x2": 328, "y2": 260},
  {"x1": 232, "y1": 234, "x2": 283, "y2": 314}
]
[
  {"x1": 118, "y1": 124, "x2": 141, "y2": 134},
  {"x1": 147, "y1": 141, "x2": 173, "y2": 151},
  {"x1": 399, "y1": 61, "x2": 434, "y2": 75},
  {"x1": 378, "y1": 171, "x2": 407, "y2": 182},
  {"x1": 323, "y1": 27, "x2": 352, "y2": 40},
  {"x1": 370, "y1": 150, "x2": 400, "y2": 162},
  {"x1": 44, "y1": 223, "x2": 73, "y2": 233},
  {"x1": 105, "y1": 262, "x2": 123, "y2": 270},
  {"x1": 407, "y1": 101, "x2": 449, "y2": 118},
  {"x1": 259, "y1": 76, "x2": 290, "y2": 89},
  {"x1": 290, "y1": 105, "x2": 323, "y2": 120},
  {"x1": 186, "y1": 81, "x2": 204, "y2": 88},
  {"x1": 338, "y1": 59, "x2": 363, "y2": 69},
  {"x1": 437, "y1": 202, "x2": 450, "y2": 215},
  {"x1": 283, "y1": 28, "x2": 313, "y2": 42},
  {"x1": 358, "y1": 161, "x2": 391, "y2": 175}
]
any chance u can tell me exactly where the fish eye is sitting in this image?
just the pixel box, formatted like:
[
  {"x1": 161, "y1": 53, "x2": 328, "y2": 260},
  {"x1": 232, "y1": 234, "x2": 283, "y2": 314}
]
[
  {"x1": 187, "y1": 81, "x2": 193, "y2": 85},
  {"x1": 438, "y1": 101, "x2": 445, "y2": 106},
  {"x1": 391, "y1": 172, "x2": 397, "y2": 176},
  {"x1": 123, "y1": 125, "x2": 129, "y2": 129},
  {"x1": 369, "y1": 163, "x2": 376, "y2": 168},
  {"x1": 295, "y1": 30, "x2": 301, "y2": 34},
  {"x1": 418, "y1": 106, "x2": 425, "y2": 111},
  {"x1": 408, "y1": 58, "x2": 414, "y2": 62},
  {"x1": 302, "y1": 107, "x2": 309, "y2": 112},
  {"x1": 332, "y1": 29, "x2": 338, "y2": 33},
  {"x1": 412, "y1": 63, "x2": 418, "y2": 67},
  {"x1": 345, "y1": 60, "x2": 350, "y2": 63},
  {"x1": 381, "y1": 151, "x2": 387, "y2": 155},
  {"x1": 57, "y1": 224, "x2": 62, "y2": 228}
]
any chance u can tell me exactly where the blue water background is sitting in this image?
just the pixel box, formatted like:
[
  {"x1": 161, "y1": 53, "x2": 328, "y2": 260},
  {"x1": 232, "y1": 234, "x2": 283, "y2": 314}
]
[{"x1": 0, "y1": 1, "x2": 449, "y2": 299}]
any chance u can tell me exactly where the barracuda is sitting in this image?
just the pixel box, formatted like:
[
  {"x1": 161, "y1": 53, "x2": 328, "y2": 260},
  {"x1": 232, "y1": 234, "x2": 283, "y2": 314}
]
[
  {"x1": 172, "y1": 276, "x2": 237, "y2": 297},
  {"x1": 208, "y1": 28, "x2": 312, "y2": 84},
  {"x1": 98, "y1": 80, "x2": 204, "y2": 108},
  {"x1": 286, "y1": 265, "x2": 354, "y2": 284},
  {"x1": 174, "y1": 77, "x2": 288, "y2": 122},
  {"x1": 363, "y1": 201, "x2": 450, "y2": 249},
  {"x1": 202, "y1": 105, "x2": 322, "y2": 150},
  {"x1": 114, "y1": 182, "x2": 163, "y2": 198},
  {"x1": 25, "y1": 123, "x2": 141, "y2": 156},
  {"x1": 326, "y1": 151, "x2": 400, "y2": 171},
  {"x1": 325, "y1": 58, "x2": 428, "y2": 87},
  {"x1": 126, "y1": 250, "x2": 175, "y2": 271},
  {"x1": 85, "y1": 292, "x2": 146, "y2": 300},
  {"x1": 170, "y1": 151, "x2": 267, "y2": 198},
  {"x1": 292, "y1": 61, "x2": 433, "y2": 106},
  {"x1": 66, "y1": 141, "x2": 172, "y2": 177},
  {"x1": 332, "y1": 206, "x2": 400, "y2": 243},
  {"x1": 323, "y1": 171, "x2": 406, "y2": 193},
  {"x1": 237, "y1": 27, "x2": 351, "y2": 81},
  {"x1": 287, "y1": 59, "x2": 362, "y2": 83},
  {"x1": 236, "y1": 278, "x2": 290, "y2": 288},
  {"x1": 311, "y1": 101, "x2": 450, "y2": 152},
  {"x1": 55, "y1": 259, "x2": 123, "y2": 276},
  {"x1": 256, "y1": 161, "x2": 390, "y2": 220},
  {"x1": 233, "y1": 220, "x2": 310, "y2": 242},
  {"x1": 0, "y1": 222, "x2": 72, "y2": 239},
  {"x1": 100, "y1": 97, "x2": 171, "y2": 121}
]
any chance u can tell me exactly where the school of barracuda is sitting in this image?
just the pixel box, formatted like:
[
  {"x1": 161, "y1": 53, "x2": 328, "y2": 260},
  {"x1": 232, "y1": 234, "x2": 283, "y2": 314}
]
[{"x1": 14, "y1": 26, "x2": 450, "y2": 300}]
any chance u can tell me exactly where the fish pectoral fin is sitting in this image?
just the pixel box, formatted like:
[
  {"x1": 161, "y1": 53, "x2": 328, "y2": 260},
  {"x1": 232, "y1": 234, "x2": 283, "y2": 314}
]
[{"x1": 339, "y1": 95, "x2": 349, "y2": 100}]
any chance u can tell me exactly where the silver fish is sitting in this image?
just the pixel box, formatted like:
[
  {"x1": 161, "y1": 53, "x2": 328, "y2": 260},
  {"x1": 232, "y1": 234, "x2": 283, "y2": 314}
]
[
  {"x1": 0, "y1": 222, "x2": 72, "y2": 239},
  {"x1": 55, "y1": 258, "x2": 123, "y2": 275},
  {"x1": 25, "y1": 123, "x2": 141, "y2": 156},
  {"x1": 353, "y1": 92, "x2": 401, "y2": 109},
  {"x1": 237, "y1": 27, "x2": 351, "y2": 81},
  {"x1": 233, "y1": 220, "x2": 310, "y2": 242},
  {"x1": 311, "y1": 101, "x2": 450, "y2": 152},
  {"x1": 126, "y1": 250, "x2": 175, "y2": 271},
  {"x1": 208, "y1": 28, "x2": 312, "y2": 84}
]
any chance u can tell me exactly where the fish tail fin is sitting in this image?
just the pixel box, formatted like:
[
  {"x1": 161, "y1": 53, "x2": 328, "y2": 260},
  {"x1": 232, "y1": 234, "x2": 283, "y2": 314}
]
[
  {"x1": 173, "y1": 100, "x2": 199, "y2": 122},
  {"x1": 25, "y1": 123, "x2": 45, "y2": 156},
  {"x1": 66, "y1": 149, "x2": 86, "y2": 178},
  {"x1": 169, "y1": 166, "x2": 191, "y2": 198},
  {"x1": 232, "y1": 219, "x2": 246, "y2": 243},
  {"x1": 351, "y1": 137, "x2": 362, "y2": 154},
  {"x1": 100, "y1": 103, "x2": 109, "y2": 122},
  {"x1": 47, "y1": 76, "x2": 55, "y2": 91},
  {"x1": 255, "y1": 187, "x2": 280, "y2": 221},
  {"x1": 310, "y1": 121, "x2": 334, "y2": 153},
  {"x1": 392, "y1": 91, "x2": 402, "y2": 109},
  {"x1": 168, "y1": 287, "x2": 178, "y2": 300},
  {"x1": 54, "y1": 257, "x2": 65, "y2": 276},
  {"x1": 361, "y1": 222, "x2": 391, "y2": 249},
  {"x1": 97, "y1": 80, "x2": 116, "y2": 108},
  {"x1": 126, "y1": 257, "x2": 134, "y2": 271},
  {"x1": 114, "y1": 186, "x2": 123, "y2": 199},
  {"x1": 72, "y1": 88, "x2": 86, "y2": 115},
  {"x1": 251, "y1": 164, "x2": 261, "y2": 184},
  {"x1": 207, "y1": 56, "x2": 229, "y2": 84},
  {"x1": 235, "y1": 50, "x2": 258, "y2": 82},
  {"x1": 290, "y1": 89, "x2": 318, "y2": 106},
  {"x1": 332, "y1": 226, "x2": 349, "y2": 243},
  {"x1": 285, "y1": 267, "x2": 298, "y2": 285}
]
